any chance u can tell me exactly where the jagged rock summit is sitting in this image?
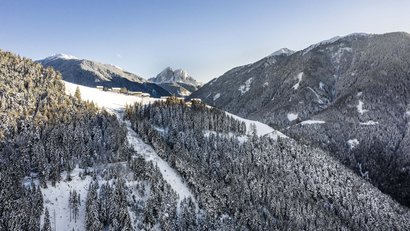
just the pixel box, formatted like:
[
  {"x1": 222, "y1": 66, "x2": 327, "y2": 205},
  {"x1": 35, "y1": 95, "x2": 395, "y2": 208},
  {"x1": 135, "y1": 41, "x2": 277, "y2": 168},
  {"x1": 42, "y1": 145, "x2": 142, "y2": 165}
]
[{"x1": 149, "y1": 67, "x2": 202, "y2": 96}]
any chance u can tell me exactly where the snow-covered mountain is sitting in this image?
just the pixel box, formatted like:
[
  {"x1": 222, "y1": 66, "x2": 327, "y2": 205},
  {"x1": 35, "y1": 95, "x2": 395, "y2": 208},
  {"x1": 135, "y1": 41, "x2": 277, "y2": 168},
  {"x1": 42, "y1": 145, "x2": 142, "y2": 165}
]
[
  {"x1": 149, "y1": 67, "x2": 202, "y2": 96},
  {"x1": 38, "y1": 54, "x2": 170, "y2": 97},
  {"x1": 3, "y1": 48, "x2": 410, "y2": 230},
  {"x1": 190, "y1": 32, "x2": 410, "y2": 206}
]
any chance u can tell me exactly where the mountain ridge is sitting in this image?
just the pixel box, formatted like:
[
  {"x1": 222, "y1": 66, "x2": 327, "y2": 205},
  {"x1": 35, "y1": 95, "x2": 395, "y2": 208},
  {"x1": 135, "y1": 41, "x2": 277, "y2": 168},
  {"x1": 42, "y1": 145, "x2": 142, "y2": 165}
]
[
  {"x1": 37, "y1": 55, "x2": 171, "y2": 97},
  {"x1": 190, "y1": 31, "x2": 410, "y2": 206}
]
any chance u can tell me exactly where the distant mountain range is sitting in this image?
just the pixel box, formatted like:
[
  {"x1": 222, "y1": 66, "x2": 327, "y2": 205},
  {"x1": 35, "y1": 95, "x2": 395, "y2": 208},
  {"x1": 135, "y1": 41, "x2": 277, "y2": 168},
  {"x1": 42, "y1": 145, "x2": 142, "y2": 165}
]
[
  {"x1": 149, "y1": 67, "x2": 203, "y2": 96},
  {"x1": 38, "y1": 54, "x2": 170, "y2": 97},
  {"x1": 191, "y1": 32, "x2": 410, "y2": 206}
]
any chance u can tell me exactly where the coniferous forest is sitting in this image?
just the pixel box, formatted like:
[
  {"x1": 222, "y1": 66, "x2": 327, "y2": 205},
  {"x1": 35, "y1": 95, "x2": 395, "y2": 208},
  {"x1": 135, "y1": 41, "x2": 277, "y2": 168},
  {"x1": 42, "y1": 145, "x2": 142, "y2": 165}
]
[{"x1": 3, "y1": 31, "x2": 410, "y2": 231}]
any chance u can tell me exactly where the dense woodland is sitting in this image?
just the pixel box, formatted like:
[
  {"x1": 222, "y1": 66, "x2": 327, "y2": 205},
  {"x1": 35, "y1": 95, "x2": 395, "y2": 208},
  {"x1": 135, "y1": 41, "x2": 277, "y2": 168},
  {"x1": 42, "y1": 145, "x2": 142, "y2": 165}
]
[
  {"x1": 125, "y1": 99, "x2": 410, "y2": 230},
  {"x1": 0, "y1": 51, "x2": 131, "y2": 230}
]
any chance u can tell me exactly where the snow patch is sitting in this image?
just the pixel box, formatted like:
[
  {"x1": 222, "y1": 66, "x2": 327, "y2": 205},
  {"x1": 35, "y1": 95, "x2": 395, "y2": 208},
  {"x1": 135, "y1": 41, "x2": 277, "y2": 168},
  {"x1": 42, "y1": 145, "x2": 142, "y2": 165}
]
[
  {"x1": 263, "y1": 82, "x2": 269, "y2": 87},
  {"x1": 287, "y1": 113, "x2": 298, "y2": 121},
  {"x1": 292, "y1": 72, "x2": 303, "y2": 90},
  {"x1": 44, "y1": 53, "x2": 78, "y2": 61},
  {"x1": 319, "y1": 82, "x2": 325, "y2": 90},
  {"x1": 301, "y1": 120, "x2": 325, "y2": 125},
  {"x1": 238, "y1": 78, "x2": 253, "y2": 95},
  {"x1": 225, "y1": 112, "x2": 288, "y2": 139},
  {"x1": 348, "y1": 139, "x2": 359, "y2": 149},
  {"x1": 360, "y1": 120, "x2": 379, "y2": 125},
  {"x1": 357, "y1": 100, "x2": 368, "y2": 114},
  {"x1": 213, "y1": 93, "x2": 221, "y2": 101}
]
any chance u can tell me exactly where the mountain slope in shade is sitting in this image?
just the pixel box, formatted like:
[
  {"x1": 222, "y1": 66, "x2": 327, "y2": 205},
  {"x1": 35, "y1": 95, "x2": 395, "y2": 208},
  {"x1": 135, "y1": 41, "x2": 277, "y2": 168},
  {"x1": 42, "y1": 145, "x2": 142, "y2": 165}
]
[
  {"x1": 190, "y1": 32, "x2": 410, "y2": 206},
  {"x1": 149, "y1": 67, "x2": 202, "y2": 96},
  {"x1": 38, "y1": 54, "x2": 170, "y2": 97}
]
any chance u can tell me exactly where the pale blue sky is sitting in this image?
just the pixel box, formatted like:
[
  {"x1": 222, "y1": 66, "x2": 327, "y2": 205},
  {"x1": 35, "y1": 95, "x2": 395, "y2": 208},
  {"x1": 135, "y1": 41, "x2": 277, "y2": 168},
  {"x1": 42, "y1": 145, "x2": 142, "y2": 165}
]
[{"x1": 1, "y1": 1, "x2": 409, "y2": 82}]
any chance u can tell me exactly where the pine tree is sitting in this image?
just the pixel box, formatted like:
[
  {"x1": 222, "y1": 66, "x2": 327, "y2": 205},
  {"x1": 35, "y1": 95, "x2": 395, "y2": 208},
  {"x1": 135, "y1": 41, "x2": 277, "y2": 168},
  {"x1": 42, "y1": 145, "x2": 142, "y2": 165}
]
[
  {"x1": 42, "y1": 208, "x2": 52, "y2": 231},
  {"x1": 74, "y1": 86, "x2": 81, "y2": 101},
  {"x1": 86, "y1": 182, "x2": 103, "y2": 231}
]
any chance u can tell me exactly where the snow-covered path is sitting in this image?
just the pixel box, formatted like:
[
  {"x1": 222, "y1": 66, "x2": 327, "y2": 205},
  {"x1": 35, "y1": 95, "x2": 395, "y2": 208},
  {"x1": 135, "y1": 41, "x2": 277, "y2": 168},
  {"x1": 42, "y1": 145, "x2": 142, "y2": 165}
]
[
  {"x1": 123, "y1": 119, "x2": 198, "y2": 212},
  {"x1": 64, "y1": 81, "x2": 198, "y2": 213}
]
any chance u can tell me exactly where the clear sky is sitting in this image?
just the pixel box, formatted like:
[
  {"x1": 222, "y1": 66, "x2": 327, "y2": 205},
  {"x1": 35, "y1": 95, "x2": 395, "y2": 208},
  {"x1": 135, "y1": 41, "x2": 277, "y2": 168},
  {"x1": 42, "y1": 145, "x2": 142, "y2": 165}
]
[{"x1": 1, "y1": 1, "x2": 409, "y2": 82}]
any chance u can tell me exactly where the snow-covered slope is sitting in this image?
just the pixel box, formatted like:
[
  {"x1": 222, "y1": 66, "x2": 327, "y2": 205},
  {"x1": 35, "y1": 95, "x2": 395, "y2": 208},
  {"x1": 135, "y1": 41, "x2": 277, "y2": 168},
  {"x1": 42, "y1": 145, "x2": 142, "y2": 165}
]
[
  {"x1": 124, "y1": 119, "x2": 199, "y2": 213},
  {"x1": 41, "y1": 167, "x2": 91, "y2": 231},
  {"x1": 64, "y1": 81, "x2": 158, "y2": 110},
  {"x1": 64, "y1": 81, "x2": 199, "y2": 213}
]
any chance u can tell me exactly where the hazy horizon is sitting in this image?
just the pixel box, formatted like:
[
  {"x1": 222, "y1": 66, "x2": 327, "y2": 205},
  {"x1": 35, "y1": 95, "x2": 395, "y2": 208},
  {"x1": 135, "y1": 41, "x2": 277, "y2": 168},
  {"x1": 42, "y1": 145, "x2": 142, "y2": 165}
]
[{"x1": 1, "y1": 0, "x2": 410, "y2": 82}]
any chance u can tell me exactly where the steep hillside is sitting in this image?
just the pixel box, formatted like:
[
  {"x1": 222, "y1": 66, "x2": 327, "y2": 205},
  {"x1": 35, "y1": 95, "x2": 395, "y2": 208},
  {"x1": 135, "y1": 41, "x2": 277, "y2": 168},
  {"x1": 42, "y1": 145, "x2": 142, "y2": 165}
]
[
  {"x1": 190, "y1": 32, "x2": 410, "y2": 206},
  {"x1": 0, "y1": 50, "x2": 131, "y2": 230},
  {"x1": 125, "y1": 99, "x2": 410, "y2": 230},
  {"x1": 38, "y1": 54, "x2": 170, "y2": 97}
]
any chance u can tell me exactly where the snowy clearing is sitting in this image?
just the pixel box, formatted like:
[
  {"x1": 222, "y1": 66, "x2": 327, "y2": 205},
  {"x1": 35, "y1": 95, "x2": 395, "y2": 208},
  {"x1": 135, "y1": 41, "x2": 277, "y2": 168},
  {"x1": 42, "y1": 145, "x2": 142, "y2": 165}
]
[
  {"x1": 301, "y1": 120, "x2": 326, "y2": 125},
  {"x1": 292, "y1": 72, "x2": 303, "y2": 90},
  {"x1": 238, "y1": 78, "x2": 253, "y2": 95},
  {"x1": 64, "y1": 81, "x2": 158, "y2": 110},
  {"x1": 348, "y1": 139, "x2": 359, "y2": 149},
  {"x1": 287, "y1": 113, "x2": 299, "y2": 121},
  {"x1": 357, "y1": 100, "x2": 368, "y2": 114},
  {"x1": 41, "y1": 167, "x2": 91, "y2": 231}
]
